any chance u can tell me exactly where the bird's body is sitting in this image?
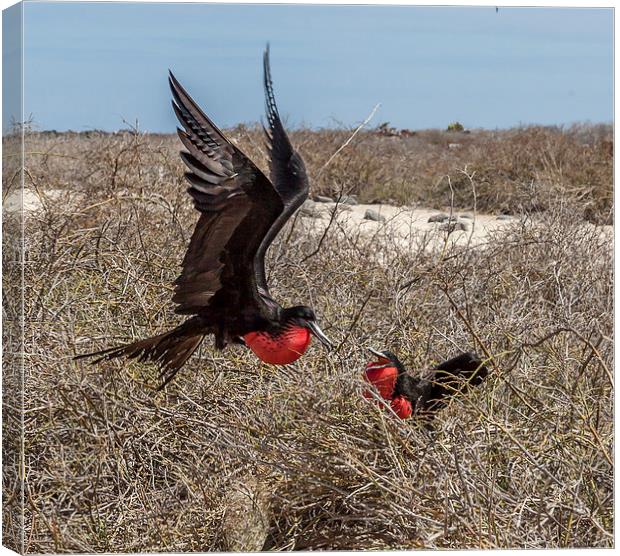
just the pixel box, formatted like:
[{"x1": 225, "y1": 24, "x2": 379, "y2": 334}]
[
  {"x1": 76, "y1": 47, "x2": 331, "y2": 387},
  {"x1": 363, "y1": 349, "x2": 489, "y2": 419}
]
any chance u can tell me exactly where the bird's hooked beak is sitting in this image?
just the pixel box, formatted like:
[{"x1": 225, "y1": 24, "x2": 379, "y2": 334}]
[
  {"x1": 307, "y1": 321, "x2": 333, "y2": 351},
  {"x1": 368, "y1": 347, "x2": 387, "y2": 359},
  {"x1": 368, "y1": 347, "x2": 394, "y2": 367}
]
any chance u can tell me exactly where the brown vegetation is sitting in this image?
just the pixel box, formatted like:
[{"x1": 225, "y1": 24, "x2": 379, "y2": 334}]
[
  {"x1": 11, "y1": 121, "x2": 613, "y2": 223},
  {"x1": 2, "y1": 123, "x2": 613, "y2": 551}
]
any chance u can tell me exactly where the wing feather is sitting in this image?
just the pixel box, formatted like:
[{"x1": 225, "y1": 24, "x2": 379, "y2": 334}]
[
  {"x1": 168, "y1": 72, "x2": 283, "y2": 319},
  {"x1": 254, "y1": 46, "x2": 311, "y2": 287},
  {"x1": 262, "y1": 45, "x2": 309, "y2": 205},
  {"x1": 168, "y1": 49, "x2": 310, "y2": 328}
]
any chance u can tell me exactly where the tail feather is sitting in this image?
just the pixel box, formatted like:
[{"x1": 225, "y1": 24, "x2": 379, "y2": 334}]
[{"x1": 75, "y1": 321, "x2": 205, "y2": 389}]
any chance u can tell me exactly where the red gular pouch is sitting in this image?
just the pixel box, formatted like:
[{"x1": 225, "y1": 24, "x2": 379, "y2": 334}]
[
  {"x1": 363, "y1": 359, "x2": 399, "y2": 401},
  {"x1": 244, "y1": 326, "x2": 312, "y2": 365},
  {"x1": 390, "y1": 395, "x2": 413, "y2": 419}
]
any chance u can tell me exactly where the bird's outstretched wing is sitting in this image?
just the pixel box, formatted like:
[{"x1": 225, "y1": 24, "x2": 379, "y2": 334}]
[
  {"x1": 262, "y1": 45, "x2": 309, "y2": 206},
  {"x1": 255, "y1": 46, "x2": 310, "y2": 286},
  {"x1": 169, "y1": 71, "x2": 285, "y2": 322}
]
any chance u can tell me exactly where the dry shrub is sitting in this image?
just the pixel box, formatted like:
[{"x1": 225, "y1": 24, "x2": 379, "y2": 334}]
[
  {"x1": 2, "y1": 127, "x2": 613, "y2": 551},
  {"x1": 17, "y1": 122, "x2": 613, "y2": 222},
  {"x1": 3, "y1": 130, "x2": 25, "y2": 552}
]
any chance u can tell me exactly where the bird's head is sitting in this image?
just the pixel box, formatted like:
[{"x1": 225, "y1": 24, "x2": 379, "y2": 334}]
[
  {"x1": 367, "y1": 347, "x2": 407, "y2": 374},
  {"x1": 282, "y1": 305, "x2": 333, "y2": 350}
]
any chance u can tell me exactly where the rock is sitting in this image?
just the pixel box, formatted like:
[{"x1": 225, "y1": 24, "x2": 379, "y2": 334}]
[
  {"x1": 313, "y1": 195, "x2": 333, "y2": 203},
  {"x1": 459, "y1": 213, "x2": 474, "y2": 220},
  {"x1": 496, "y1": 214, "x2": 513, "y2": 221},
  {"x1": 369, "y1": 197, "x2": 398, "y2": 206},
  {"x1": 427, "y1": 212, "x2": 449, "y2": 223},
  {"x1": 448, "y1": 143, "x2": 462, "y2": 149},
  {"x1": 331, "y1": 203, "x2": 352, "y2": 214},
  {"x1": 429, "y1": 213, "x2": 465, "y2": 225},
  {"x1": 222, "y1": 476, "x2": 270, "y2": 551},
  {"x1": 364, "y1": 209, "x2": 386, "y2": 222},
  {"x1": 299, "y1": 200, "x2": 321, "y2": 218},
  {"x1": 340, "y1": 195, "x2": 358, "y2": 205},
  {"x1": 439, "y1": 220, "x2": 470, "y2": 233}
]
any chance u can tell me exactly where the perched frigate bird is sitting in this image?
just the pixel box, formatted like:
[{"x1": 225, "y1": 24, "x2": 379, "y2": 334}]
[
  {"x1": 76, "y1": 47, "x2": 332, "y2": 387},
  {"x1": 362, "y1": 349, "x2": 489, "y2": 419}
]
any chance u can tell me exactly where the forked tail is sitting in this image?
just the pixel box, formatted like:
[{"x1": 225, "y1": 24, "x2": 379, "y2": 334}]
[{"x1": 74, "y1": 319, "x2": 205, "y2": 389}]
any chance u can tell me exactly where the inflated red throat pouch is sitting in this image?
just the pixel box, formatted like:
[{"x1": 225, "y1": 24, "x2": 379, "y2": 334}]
[
  {"x1": 244, "y1": 326, "x2": 311, "y2": 365},
  {"x1": 390, "y1": 395, "x2": 413, "y2": 419},
  {"x1": 363, "y1": 360, "x2": 399, "y2": 401},
  {"x1": 363, "y1": 356, "x2": 413, "y2": 420}
]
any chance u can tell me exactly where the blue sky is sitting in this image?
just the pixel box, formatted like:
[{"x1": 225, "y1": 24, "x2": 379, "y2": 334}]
[{"x1": 4, "y1": 2, "x2": 614, "y2": 132}]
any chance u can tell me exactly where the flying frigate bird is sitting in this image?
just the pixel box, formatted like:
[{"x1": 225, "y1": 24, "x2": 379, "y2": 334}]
[{"x1": 76, "y1": 47, "x2": 332, "y2": 388}]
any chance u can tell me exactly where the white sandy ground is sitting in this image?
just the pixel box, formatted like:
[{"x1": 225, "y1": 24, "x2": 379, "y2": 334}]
[
  {"x1": 297, "y1": 199, "x2": 614, "y2": 260},
  {"x1": 298, "y1": 200, "x2": 515, "y2": 250},
  {"x1": 4, "y1": 187, "x2": 55, "y2": 212},
  {"x1": 4, "y1": 188, "x2": 613, "y2": 256}
]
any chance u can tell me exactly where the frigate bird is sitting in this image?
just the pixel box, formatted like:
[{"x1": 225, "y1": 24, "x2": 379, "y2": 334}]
[
  {"x1": 76, "y1": 47, "x2": 332, "y2": 388},
  {"x1": 363, "y1": 349, "x2": 489, "y2": 419}
]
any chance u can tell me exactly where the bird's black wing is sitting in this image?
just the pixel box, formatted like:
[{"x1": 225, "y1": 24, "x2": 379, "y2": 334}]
[
  {"x1": 394, "y1": 352, "x2": 488, "y2": 417},
  {"x1": 432, "y1": 351, "x2": 489, "y2": 388},
  {"x1": 169, "y1": 72, "x2": 284, "y2": 324},
  {"x1": 425, "y1": 351, "x2": 489, "y2": 411},
  {"x1": 255, "y1": 45, "x2": 310, "y2": 289}
]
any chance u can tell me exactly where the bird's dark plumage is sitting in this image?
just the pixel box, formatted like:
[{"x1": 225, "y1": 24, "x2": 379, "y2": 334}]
[
  {"x1": 396, "y1": 351, "x2": 488, "y2": 415},
  {"x1": 75, "y1": 47, "x2": 328, "y2": 387},
  {"x1": 168, "y1": 68, "x2": 283, "y2": 323},
  {"x1": 367, "y1": 349, "x2": 489, "y2": 418}
]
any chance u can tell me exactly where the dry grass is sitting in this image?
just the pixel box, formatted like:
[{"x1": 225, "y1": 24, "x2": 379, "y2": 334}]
[
  {"x1": 13, "y1": 121, "x2": 613, "y2": 223},
  {"x1": 2, "y1": 124, "x2": 614, "y2": 551}
]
